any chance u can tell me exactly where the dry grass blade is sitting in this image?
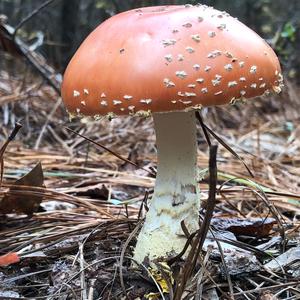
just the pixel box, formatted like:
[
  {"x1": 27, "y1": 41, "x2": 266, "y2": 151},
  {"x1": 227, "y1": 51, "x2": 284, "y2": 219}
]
[
  {"x1": 64, "y1": 126, "x2": 156, "y2": 177},
  {"x1": 214, "y1": 237, "x2": 267, "y2": 257},
  {"x1": 119, "y1": 221, "x2": 142, "y2": 299},
  {"x1": 211, "y1": 230, "x2": 234, "y2": 298},
  {"x1": 195, "y1": 111, "x2": 211, "y2": 147},
  {"x1": 0, "y1": 183, "x2": 116, "y2": 219},
  {"x1": 3, "y1": 268, "x2": 52, "y2": 284},
  {"x1": 78, "y1": 242, "x2": 88, "y2": 300},
  {"x1": 194, "y1": 248, "x2": 211, "y2": 299},
  {"x1": 196, "y1": 111, "x2": 254, "y2": 178},
  {"x1": 232, "y1": 281, "x2": 300, "y2": 296}
]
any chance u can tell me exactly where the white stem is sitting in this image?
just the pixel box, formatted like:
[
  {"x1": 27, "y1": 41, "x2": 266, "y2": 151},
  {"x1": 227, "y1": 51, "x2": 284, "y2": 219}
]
[{"x1": 134, "y1": 110, "x2": 200, "y2": 264}]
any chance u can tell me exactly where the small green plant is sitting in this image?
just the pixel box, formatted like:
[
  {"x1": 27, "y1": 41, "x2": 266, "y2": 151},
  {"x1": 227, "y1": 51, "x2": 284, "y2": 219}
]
[{"x1": 280, "y1": 22, "x2": 296, "y2": 42}]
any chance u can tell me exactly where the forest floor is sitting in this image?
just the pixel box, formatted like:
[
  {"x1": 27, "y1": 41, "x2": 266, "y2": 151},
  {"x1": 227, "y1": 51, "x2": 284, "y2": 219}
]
[{"x1": 0, "y1": 69, "x2": 300, "y2": 299}]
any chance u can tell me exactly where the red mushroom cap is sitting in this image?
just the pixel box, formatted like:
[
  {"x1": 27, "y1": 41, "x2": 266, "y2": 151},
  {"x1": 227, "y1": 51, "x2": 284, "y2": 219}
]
[{"x1": 61, "y1": 4, "x2": 283, "y2": 118}]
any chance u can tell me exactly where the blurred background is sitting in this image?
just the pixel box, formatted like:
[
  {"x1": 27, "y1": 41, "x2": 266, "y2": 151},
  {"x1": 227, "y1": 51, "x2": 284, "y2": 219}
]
[{"x1": 1, "y1": 0, "x2": 299, "y2": 76}]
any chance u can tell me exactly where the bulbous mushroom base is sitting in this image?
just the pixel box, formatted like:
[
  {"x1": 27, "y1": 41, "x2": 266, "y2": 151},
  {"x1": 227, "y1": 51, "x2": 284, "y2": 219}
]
[
  {"x1": 133, "y1": 111, "x2": 200, "y2": 265},
  {"x1": 133, "y1": 190, "x2": 200, "y2": 264}
]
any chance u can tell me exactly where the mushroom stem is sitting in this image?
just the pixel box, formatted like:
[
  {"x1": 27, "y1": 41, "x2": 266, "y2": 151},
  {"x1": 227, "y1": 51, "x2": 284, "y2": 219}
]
[{"x1": 134, "y1": 110, "x2": 200, "y2": 264}]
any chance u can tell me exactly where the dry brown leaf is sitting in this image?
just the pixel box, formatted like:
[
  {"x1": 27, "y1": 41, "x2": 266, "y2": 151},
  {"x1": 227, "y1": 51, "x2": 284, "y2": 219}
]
[
  {"x1": 0, "y1": 162, "x2": 45, "y2": 215},
  {"x1": 211, "y1": 217, "x2": 276, "y2": 237}
]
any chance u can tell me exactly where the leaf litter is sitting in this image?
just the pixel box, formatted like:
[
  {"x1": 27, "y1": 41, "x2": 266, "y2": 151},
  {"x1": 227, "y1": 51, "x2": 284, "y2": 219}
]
[{"x1": 0, "y1": 68, "x2": 300, "y2": 299}]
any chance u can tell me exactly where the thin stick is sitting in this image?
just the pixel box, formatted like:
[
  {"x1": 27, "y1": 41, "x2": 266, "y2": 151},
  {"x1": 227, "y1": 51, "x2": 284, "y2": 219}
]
[
  {"x1": 119, "y1": 221, "x2": 142, "y2": 299},
  {"x1": 174, "y1": 144, "x2": 218, "y2": 300},
  {"x1": 64, "y1": 126, "x2": 156, "y2": 177},
  {"x1": 232, "y1": 281, "x2": 300, "y2": 296},
  {"x1": 195, "y1": 111, "x2": 211, "y2": 146},
  {"x1": 35, "y1": 98, "x2": 62, "y2": 149},
  {"x1": 197, "y1": 144, "x2": 218, "y2": 253},
  {"x1": 13, "y1": 0, "x2": 57, "y2": 38},
  {"x1": 195, "y1": 111, "x2": 254, "y2": 178},
  {"x1": 0, "y1": 122, "x2": 22, "y2": 186},
  {"x1": 79, "y1": 242, "x2": 88, "y2": 300}
]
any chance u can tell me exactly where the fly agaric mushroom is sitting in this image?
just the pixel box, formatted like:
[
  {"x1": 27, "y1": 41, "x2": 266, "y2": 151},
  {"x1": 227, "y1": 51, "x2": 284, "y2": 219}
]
[{"x1": 61, "y1": 4, "x2": 283, "y2": 264}]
